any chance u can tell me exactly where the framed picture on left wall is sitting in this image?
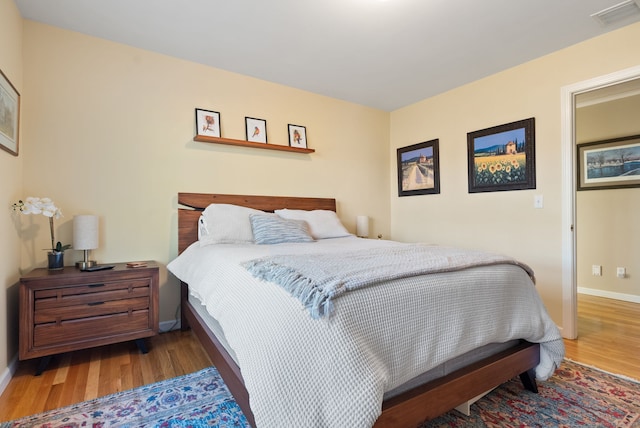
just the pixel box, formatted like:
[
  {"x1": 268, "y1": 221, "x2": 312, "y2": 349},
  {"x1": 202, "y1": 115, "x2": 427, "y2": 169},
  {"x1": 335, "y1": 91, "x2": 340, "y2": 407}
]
[
  {"x1": 0, "y1": 68, "x2": 20, "y2": 156},
  {"x1": 195, "y1": 108, "x2": 221, "y2": 138}
]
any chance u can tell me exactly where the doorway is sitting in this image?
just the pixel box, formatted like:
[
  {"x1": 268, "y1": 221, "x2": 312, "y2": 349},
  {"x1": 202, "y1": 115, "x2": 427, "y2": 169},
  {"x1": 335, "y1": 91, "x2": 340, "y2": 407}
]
[{"x1": 561, "y1": 65, "x2": 640, "y2": 339}]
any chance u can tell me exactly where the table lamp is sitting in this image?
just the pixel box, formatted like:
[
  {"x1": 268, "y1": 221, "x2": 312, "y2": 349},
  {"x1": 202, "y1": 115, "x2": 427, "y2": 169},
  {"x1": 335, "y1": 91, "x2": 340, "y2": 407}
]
[
  {"x1": 73, "y1": 215, "x2": 98, "y2": 269},
  {"x1": 356, "y1": 215, "x2": 369, "y2": 238}
]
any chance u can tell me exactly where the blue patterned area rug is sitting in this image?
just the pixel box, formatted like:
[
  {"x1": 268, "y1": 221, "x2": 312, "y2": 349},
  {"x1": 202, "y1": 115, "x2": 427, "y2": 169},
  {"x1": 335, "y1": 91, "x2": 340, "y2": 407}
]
[
  {"x1": 1, "y1": 360, "x2": 639, "y2": 427},
  {"x1": 0, "y1": 366, "x2": 248, "y2": 428}
]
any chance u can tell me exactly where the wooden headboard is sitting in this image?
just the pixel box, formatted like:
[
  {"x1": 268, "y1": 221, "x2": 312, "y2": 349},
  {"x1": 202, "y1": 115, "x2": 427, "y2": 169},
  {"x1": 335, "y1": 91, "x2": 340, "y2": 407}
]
[{"x1": 177, "y1": 193, "x2": 337, "y2": 253}]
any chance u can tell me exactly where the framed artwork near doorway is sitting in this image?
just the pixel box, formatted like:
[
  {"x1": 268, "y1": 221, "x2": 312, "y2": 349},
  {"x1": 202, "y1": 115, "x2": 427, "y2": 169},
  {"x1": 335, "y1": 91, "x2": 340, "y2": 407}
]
[{"x1": 577, "y1": 134, "x2": 640, "y2": 190}]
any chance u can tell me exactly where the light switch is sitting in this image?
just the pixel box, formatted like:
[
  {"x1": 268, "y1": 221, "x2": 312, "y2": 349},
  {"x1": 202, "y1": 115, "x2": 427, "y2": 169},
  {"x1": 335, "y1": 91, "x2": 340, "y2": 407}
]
[{"x1": 534, "y1": 195, "x2": 543, "y2": 209}]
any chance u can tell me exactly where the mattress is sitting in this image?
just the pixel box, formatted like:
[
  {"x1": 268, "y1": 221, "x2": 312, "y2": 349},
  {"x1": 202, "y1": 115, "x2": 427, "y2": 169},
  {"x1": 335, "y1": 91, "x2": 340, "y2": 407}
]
[{"x1": 187, "y1": 293, "x2": 519, "y2": 400}]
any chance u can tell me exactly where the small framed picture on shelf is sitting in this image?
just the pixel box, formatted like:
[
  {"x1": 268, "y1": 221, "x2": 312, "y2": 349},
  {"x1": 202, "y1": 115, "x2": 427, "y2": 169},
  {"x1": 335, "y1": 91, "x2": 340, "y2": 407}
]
[
  {"x1": 245, "y1": 117, "x2": 267, "y2": 143},
  {"x1": 195, "y1": 108, "x2": 220, "y2": 138},
  {"x1": 288, "y1": 124, "x2": 307, "y2": 149}
]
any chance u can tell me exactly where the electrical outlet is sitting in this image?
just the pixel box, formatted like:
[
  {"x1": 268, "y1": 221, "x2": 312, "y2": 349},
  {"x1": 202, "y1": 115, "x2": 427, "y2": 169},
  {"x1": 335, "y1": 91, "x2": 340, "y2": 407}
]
[
  {"x1": 617, "y1": 267, "x2": 626, "y2": 278},
  {"x1": 592, "y1": 265, "x2": 602, "y2": 276}
]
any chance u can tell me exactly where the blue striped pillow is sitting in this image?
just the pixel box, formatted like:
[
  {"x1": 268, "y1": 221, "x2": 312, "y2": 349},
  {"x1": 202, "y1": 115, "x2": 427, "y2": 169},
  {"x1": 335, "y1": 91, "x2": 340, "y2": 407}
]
[{"x1": 249, "y1": 214, "x2": 314, "y2": 245}]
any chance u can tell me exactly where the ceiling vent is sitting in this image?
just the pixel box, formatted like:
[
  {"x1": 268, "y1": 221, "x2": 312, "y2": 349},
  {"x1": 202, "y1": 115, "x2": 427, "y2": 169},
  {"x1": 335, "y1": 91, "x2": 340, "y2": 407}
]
[{"x1": 591, "y1": 0, "x2": 640, "y2": 25}]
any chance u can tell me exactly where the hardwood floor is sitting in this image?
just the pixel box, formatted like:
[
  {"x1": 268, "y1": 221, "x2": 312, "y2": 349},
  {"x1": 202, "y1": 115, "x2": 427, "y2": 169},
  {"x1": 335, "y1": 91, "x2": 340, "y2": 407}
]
[
  {"x1": 0, "y1": 330, "x2": 211, "y2": 422},
  {"x1": 1, "y1": 294, "x2": 638, "y2": 423},
  {"x1": 563, "y1": 293, "x2": 640, "y2": 380}
]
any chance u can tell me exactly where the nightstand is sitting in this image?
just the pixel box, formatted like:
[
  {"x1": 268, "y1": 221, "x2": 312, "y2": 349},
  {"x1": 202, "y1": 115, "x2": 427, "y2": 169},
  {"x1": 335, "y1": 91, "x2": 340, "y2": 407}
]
[{"x1": 19, "y1": 262, "x2": 159, "y2": 374}]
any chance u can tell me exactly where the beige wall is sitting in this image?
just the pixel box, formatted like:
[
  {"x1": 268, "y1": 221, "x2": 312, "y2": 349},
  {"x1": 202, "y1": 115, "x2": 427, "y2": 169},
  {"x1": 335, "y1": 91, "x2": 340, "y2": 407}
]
[
  {"x1": 20, "y1": 22, "x2": 391, "y2": 331},
  {"x1": 576, "y1": 94, "x2": 640, "y2": 298},
  {"x1": 0, "y1": 0, "x2": 23, "y2": 383},
  {"x1": 390, "y1": 22, "x2": 640, "y2": 327}
]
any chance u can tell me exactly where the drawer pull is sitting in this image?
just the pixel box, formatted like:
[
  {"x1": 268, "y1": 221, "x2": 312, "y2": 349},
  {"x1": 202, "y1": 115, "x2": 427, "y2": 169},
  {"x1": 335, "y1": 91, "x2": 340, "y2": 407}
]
[
  {"x1": 88, "y1": 301, "x2": 105, "y2": 306},
  {"x1": 88, "y1": 283, "x2": 105, "y2": 288}
]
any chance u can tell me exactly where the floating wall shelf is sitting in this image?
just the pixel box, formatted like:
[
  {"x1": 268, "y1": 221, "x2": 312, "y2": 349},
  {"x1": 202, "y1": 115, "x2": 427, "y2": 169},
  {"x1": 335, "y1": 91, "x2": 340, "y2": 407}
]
[{"x1": 194, "y1": 135, "x2": 315, "y2": 154}]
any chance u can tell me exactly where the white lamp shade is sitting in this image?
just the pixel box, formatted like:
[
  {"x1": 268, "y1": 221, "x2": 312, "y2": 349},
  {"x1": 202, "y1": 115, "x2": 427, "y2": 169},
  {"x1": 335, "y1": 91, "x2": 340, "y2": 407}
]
[
  {"x1": 356, "y1": 215, "x2": 369, "y2": 238},
  {"x1": 73, "y1": 215, "x2": 99, "y2": 250}
]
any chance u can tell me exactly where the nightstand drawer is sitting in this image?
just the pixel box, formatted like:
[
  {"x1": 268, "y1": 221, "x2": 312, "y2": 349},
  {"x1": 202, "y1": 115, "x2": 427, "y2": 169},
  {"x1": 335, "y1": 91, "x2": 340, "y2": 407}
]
[
  {"x1": 34, "y1": 310, "x2": 151, "y2": 348},
  {"x1": 34, "y1": 296, "x2": 150, "y2": 324},
  {"x1": 34, "y1": 279, "x2": 150, "y2": 310},
  {"x1": 34, "y1": 278, "x2": 151, "y2": 300}
]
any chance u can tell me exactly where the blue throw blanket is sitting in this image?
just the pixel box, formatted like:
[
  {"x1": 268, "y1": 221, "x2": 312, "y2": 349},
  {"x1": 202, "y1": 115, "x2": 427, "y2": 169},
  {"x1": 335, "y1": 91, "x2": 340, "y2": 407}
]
[{"x1": 242, "y1": 244, "x2": 534, "y2": 319}]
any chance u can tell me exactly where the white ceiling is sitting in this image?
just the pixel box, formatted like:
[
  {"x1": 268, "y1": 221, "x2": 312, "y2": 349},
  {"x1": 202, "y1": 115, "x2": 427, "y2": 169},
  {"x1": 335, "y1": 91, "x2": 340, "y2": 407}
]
[{"x1": 15, "y1": 0, "x2": 640, "y2": 111}]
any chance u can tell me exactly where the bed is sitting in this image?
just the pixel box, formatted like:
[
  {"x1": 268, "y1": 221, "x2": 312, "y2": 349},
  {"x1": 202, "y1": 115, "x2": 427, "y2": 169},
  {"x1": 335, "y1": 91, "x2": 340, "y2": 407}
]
[{"x1": 170, "y1": 192, "x2": 564, "y2": 427}]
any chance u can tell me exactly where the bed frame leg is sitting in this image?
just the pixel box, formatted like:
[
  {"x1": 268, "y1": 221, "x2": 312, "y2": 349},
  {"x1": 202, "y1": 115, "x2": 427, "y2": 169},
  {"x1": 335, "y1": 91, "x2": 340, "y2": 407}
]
[
  {"x1": 519, "y1": 369, "x2": 538, "y2": 393},
  {"x1": 180, "y1": 281, "x2": 190, "y2": 331}
]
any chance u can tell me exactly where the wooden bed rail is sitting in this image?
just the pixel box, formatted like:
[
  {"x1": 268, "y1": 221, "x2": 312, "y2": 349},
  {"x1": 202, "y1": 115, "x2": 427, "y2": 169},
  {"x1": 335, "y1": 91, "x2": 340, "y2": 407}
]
[{"x1": 374, "y1": 341, "x2": 539, "y2": 426}]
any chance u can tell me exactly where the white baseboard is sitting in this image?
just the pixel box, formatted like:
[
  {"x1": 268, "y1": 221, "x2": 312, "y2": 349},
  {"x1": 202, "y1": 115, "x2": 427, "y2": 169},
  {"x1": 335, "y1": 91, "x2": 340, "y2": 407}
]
[
  {"x1": 0, "y1": 354, "x2": 19, "y2": 397},
  {"x1": 578, "y1": 287, "x2": 640, "y2": 304}
]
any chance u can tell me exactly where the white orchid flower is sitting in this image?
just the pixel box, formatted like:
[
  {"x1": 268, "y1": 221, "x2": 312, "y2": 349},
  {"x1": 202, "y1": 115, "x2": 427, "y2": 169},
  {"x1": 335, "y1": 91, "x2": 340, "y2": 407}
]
[
  {"x1": 21, "y1": 197, "x2": 42, "y2": 215},
  {"x1": 17, "y1": 197, "x2": 62, "y2": 218},
  {"x1": 12, "y1": 196, "x2": 67, "y2": 253}
]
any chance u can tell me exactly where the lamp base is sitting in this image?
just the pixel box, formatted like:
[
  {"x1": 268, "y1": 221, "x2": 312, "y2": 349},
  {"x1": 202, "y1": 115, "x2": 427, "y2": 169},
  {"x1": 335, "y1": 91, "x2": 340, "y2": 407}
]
[{"x1": 76, "y1": 260, "x2": 97, "y2": 269}]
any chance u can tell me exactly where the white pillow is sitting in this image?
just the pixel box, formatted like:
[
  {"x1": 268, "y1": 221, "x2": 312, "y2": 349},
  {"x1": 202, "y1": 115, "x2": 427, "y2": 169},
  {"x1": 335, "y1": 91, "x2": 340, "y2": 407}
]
[
  {"x1": 274, "y1": 209, "x2": 351, "y2": 239},
  {"x1": 249, "y1": 214, "x2": 314, "y2": 244},
  {"x1": 197, "y1": 215, "x2": 207, "y2": 241},
  {"x1": 199, "y1": 203, "x2": 263, "y2": 245}
]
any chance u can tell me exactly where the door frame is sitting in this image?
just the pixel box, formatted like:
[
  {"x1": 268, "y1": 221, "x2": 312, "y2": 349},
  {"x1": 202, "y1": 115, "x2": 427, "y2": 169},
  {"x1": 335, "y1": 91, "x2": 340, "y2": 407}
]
[{"x1": 560, "y1": 64, "x2": 640, "y2": 339}]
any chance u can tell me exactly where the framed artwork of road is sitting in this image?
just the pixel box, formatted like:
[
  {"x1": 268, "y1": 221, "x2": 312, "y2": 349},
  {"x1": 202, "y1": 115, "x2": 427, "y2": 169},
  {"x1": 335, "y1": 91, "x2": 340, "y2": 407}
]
[{"x1": 397, "y1": 139, "x2": 440, "y2": 197}]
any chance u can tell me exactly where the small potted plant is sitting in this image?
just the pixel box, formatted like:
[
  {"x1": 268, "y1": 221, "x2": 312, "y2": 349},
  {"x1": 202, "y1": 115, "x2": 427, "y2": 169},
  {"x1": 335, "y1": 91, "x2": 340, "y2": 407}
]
[{"x1": 13, "y1": 197, "x2": 71, "y2": 270}]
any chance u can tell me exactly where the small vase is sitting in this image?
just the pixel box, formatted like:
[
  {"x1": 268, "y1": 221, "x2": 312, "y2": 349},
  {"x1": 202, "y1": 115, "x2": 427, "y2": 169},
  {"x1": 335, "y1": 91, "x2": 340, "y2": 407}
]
[{"x1": 47, "y1": 252, "x2": 64, "y2": 270}]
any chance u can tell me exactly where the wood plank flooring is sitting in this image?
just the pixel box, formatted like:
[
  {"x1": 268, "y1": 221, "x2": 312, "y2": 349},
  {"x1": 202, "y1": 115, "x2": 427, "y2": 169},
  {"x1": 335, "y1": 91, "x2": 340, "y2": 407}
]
[
  {"x1": 0, "y1": 330, "x2": 211, "y2": 422},
  {"x1": 0, "y1": 294, "x2": 638, "y2": 423},
  {"x1": 563, "y1": 294, "x2": 640, "y2": 380}
]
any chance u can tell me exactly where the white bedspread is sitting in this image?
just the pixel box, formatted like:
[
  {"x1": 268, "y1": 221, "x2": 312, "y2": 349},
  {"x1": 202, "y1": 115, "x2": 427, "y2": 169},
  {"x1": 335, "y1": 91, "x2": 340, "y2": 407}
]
[
  {"x1": 168, "y1": 237, "x2": 564, "y2": 428},
  {"x1": 243, "y1": 244, "x2": 535, "y2": 319}
]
